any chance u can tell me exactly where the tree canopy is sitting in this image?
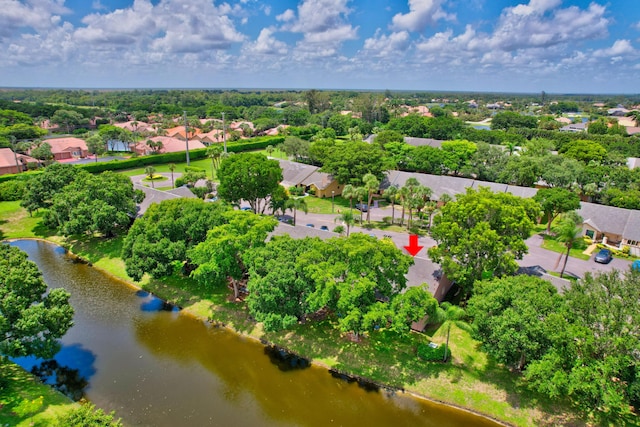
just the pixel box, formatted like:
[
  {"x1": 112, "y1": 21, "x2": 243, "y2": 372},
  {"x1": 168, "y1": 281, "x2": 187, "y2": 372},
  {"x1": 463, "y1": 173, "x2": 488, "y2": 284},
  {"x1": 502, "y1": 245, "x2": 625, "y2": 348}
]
[
  {"x1": 44, "y1": 171, "x2": 144, "y2": 238},
  {"x1": 217, "y1": 152, "x2": 282, "y2": 213},
  {"x1": 0, "y1": 244, "x2": 74, "y2": 359},
  {"x1": 319, "y1": 141, "x2": 387, "y2": 185},
  {"x1": 533, "y1": 187, "x2": 581, "y2": 233},
  {"x1": 428, "y1": 187, "x2": 538, "y2": 294},
  {"x1": 121, "y1": 198, "x2": 230, "y2": 281}
]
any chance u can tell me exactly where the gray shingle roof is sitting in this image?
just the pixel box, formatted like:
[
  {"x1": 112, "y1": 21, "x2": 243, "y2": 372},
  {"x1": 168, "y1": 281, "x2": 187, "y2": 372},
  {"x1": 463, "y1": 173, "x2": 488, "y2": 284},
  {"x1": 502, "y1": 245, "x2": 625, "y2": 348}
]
[{"x1": 277, "y1": 159, "x2": 318, "y2": 187}]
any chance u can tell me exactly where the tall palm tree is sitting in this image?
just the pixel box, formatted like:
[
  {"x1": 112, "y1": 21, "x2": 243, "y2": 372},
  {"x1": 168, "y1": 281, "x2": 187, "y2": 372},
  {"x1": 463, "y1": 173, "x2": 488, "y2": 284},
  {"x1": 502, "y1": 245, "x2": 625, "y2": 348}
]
[
  {"x1": 397, "y1": 186, "x2": 410, "y2": 226},
  {"x1": 554, "y1": 211, "x2": 583, "y2": 278},
  {"x1": 412, "y1": 185, "x2": 433, "y2": 228},
  {"x1": 354, "y1": 186, "x2": 367, "y2": 224},
  {"x1": 403, "y1": 178, "x2": 420, "y2": 229},
  {"x1": 342, "y1": 184, "x2": 355, "y2": 210},
  {"x1": 334, "y1": 211, "x2": 355, "y2": 236},
  {"x1": 286, "y1": 197, "x2": 308, "y2": 226},
  {"x1": 384, "y1": 185, "x2": 398, "y2": 225},
  {"x1": 363, "y1": 173, "x2": 380, "y2": 223},
  {"x1": 168, "y1": 163, "x2": 176, "y2": 188},
  {"x1": 145, "y1": 166, "x2": 156, "y2": 188},
  {"x1": 206, "y1": 145, "x2": 223, "y2": 179}
]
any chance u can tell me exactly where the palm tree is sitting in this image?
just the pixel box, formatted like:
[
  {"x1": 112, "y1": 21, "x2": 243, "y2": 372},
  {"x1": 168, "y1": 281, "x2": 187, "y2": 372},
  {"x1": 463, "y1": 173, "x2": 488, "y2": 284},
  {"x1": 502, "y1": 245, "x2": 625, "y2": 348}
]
[
  {"x1": 554, "y1": 211, "x2": 583, "y2": 278},
  {"x1": 168, "y1": 163, "x2": 176, "y2": 188},
  {"x1": 145, "y1": 166, "x2": 156, "y2": 188},
  {"x1": 286, "y1": 197, "x2": 308, "y2": 226},
  {"x1": 384, "y1": 185, "x2": 398, "y2": 225},
  {"x1": 434, "y1": 302, "x2": 467, "y2": 363},
  {"x1": 265, "y1": 145, "x2": 274, "y2": 157},
  {"x1": 411, "y1": 185, "x2": 432, "y2": 229},
  {"x1": 335, "y1": 211, "x2": 355, "y2": 236},
  {"x1": 206, "y1": 145, "x2": 223, "y2": 179},
  {"x1": 397, "y1": 186, "x2": 409, "y2": 226},
  {"x1": 424, "y1": 201, "x2": 437, "y2": 230},
  {"x1": 363, "y1": 173, "x2": 380, "y2": 223},
  {"x1": 342, "y1": 184, "x2": 355, "y2": 210},
  {"x1": 354, "y1": 186, "x2": 367, "y2": 224}
]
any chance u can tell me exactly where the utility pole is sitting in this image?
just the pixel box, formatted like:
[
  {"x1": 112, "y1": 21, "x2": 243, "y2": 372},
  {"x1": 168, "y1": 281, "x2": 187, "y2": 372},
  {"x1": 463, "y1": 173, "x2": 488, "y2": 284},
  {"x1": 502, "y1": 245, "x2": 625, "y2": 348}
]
[
  {"x1": 184, "y1": 111, "x2": 190, "y2": 166},
  {"x1": 222, "y1": 112, "x2": 227, "y2": 154}
]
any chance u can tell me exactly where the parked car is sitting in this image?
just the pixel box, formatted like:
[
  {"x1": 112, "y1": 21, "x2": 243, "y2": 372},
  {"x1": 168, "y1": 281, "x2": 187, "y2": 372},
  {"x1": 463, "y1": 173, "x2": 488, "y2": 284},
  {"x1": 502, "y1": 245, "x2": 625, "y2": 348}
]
[
  {"x1": 305, "y1": 224, "x2": 314, "y2": 228},
  {"x1": 320, "y1": 225, "x2": 329, "y2": 231},
  {"x1": 355, "y1": 203, "x2": 368, "y2": 212},
  {"x1": 594, "y1": 249, "x2": 613, "y2": 264}
]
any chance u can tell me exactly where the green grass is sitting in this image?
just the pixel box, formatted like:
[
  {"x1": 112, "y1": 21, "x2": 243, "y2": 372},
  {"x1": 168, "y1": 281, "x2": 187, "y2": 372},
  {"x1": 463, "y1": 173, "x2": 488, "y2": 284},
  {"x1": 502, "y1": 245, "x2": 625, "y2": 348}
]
[
  {"x1": 540, "y1": 235, "x2": 591, "y2": 261},
  {"x1": 0, "y1": 201, "x2": 586, "y2": 427},
  {"x1": 0, "y1": 201, "x2": 60, "y2": 241},
  {"x1": 117, "y1": 158, "x2": 217, "y2": 179},
  {"x1": 0, "y1": 358, "x2": 76, "y2": 426}
]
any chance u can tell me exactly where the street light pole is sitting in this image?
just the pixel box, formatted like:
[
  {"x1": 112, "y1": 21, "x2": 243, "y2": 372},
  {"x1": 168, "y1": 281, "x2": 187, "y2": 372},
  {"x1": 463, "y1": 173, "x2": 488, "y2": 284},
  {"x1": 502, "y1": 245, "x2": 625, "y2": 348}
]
[
  {"x1": 183, "y1": 111, "x2": 190, "y2": 166},
  {"x1": 332, "y1": 190, "x2": 335, "y2": 213}
]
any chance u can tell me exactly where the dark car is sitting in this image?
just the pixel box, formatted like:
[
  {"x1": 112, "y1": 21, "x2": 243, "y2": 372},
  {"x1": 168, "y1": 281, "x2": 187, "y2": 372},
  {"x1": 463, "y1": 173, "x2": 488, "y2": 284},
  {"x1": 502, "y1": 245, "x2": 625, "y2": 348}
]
[
  {"x1": 320, "y1": 225, "x2": 329, "y2": 231},
  {"x1": 355, "y1": 203, "x2": 368, "y2": 212},
  {"x1": 594, "y1": 249, "x2": 613, "y2": 264},
  {"x1": 305, "y1": 224, "x2": 315, "y2": 228}
]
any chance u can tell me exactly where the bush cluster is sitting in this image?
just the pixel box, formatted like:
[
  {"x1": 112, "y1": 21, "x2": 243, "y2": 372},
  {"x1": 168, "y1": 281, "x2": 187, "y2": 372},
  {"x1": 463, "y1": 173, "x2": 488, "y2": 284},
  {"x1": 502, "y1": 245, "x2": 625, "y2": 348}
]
[{"x1": 417, "y1": 343, "x2": 449, "y2": 362}]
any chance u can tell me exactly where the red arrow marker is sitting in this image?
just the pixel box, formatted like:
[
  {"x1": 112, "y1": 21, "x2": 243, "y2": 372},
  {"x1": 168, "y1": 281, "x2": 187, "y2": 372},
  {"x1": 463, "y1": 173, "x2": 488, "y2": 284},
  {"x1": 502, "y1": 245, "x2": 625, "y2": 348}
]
[{"x1": 404, "y1": 234, "x2": 423, "y2": 257}]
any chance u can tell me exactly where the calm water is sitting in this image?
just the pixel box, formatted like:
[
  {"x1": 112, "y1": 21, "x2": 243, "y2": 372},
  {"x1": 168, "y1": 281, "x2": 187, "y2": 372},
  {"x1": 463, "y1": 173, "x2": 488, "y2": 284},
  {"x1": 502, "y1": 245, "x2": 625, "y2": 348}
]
[{"x1": 10, "y1": 240, "x2": 500, "y2": 427}]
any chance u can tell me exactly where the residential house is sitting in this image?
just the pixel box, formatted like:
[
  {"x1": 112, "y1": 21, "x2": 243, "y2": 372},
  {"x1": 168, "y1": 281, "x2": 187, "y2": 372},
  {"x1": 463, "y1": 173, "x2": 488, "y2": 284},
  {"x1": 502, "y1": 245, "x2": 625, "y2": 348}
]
[
  {"x1": 559, "y1": 122, "x2": 587, "y2": 132},
  {"x1": 132, "y1": 136, "x2": 205, "y2": 156},
  {"x1": 113, "y1": 121, "x2": 154, "y2": 135},
  {"x1": 44, "y1": 137, "x2": 89, "y2": 160},
  {"x1": 277, "y1": 159, "x2": 340, "y2": 197},
  {"x1": 165, "y1": 126, "x2": 201, "y2": 141},
  {"x1": 578, "y1": 202, "x2": 640, "y2": 256},
  {"x1": 0, "y1": 148, "x2": 38, "y2": 175}
]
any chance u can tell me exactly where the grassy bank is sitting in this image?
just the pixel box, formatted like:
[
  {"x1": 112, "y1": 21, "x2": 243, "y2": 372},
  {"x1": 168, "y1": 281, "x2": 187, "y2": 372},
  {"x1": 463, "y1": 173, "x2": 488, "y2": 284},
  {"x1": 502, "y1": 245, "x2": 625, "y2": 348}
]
[
  {"x1": 0, "y1": 202, "x2": 585, "y2": 427},
  {"x1": 0, "y1": 358, "x2": 76, "y2": 426}
]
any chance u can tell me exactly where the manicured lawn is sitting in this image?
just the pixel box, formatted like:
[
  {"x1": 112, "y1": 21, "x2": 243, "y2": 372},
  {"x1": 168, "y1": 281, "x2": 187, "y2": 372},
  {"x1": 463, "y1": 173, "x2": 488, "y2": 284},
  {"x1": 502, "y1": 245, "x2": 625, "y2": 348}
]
[
  {"x1": 118, "y1": 158, "x2": 217, "y2": 179},
  {"x1": 0, "y1": 201, "x2": 60, "y2": 241},
  {"x1": 540, "y1": 235, "x2": 591, "y2": 261},
  {"x1": 0, "y1": 358, "x2": 76, "y2": 426}
]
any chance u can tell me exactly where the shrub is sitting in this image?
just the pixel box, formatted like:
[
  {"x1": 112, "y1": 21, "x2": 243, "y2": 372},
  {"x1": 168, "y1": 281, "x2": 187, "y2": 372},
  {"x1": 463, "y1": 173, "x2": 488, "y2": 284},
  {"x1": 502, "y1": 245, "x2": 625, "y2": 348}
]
[
  {"x1": 185, "y1": 166, "x2": 205, "y2": 173},
  {"x1": 382, "y1": 216, "x2": 393, "y2": 225},
  {"x1": 57, "y1": 401, "x2": 123, "y2": 426},
  {"x1": 190, "y1": 186, "x2": 208, "y2": 199},
  {"x1": 333, "y1": 225, "x2": 345, "y2": 235},
  {"x1": 289, "y1": 186, "x2": 305, "y2": 196},
  {"x1": 175, "y1": 177, "x2": 186, "y2": 187},
  {"x1": 0, "y1": 180, "x2": 26, "y2": 201},
  {"x1": 417, "y1": 342, "x2": 448, "y2": 362}
]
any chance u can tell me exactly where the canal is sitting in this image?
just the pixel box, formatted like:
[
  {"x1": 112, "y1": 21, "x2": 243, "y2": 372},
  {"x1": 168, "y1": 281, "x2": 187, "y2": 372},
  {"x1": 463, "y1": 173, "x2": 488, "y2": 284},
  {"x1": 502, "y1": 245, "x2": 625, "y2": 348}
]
[{"x1": 10, "y1": 239, "x2": 501, "y2": 427}]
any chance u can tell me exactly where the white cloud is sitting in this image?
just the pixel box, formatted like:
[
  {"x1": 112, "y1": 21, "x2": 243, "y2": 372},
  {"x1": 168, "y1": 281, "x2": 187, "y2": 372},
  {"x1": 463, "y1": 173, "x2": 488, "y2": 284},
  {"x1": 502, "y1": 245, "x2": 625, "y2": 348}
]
[
  {"x1": 92, "y1": 0, "x2": 107, "y2": 10},
  {"x1": 593, "y1": 39, "x2": 636, "y2": 58},
  {"x1": 0, "y1": 0, "x2": 70, "y2": 38},
  {"x1": 363, "y1": 30, "x2": 410, "y2": 57},
  {"x1": 391, "y1": 0, "x2": 455, "y2": 33},
  {"x1": 243, "y1": 27, "x2": 287, "y2": 55},
  {"x1": 276, "y1": 9, "x2": 295, "y2": 22}
]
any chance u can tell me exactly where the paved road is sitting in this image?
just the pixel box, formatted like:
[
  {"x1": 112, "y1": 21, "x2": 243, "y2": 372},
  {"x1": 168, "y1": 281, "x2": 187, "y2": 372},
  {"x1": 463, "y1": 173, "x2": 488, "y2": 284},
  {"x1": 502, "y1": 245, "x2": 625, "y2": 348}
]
[{"x1": 133, "y1": 185, "x2": 632, "y2": 295}]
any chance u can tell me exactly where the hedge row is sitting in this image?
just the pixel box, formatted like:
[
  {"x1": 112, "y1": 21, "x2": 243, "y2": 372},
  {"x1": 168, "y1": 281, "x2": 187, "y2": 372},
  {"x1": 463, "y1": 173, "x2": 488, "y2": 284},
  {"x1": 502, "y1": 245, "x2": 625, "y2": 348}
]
[{"x1": 78, "y1": 136, "x2": 286, "y2": 173}]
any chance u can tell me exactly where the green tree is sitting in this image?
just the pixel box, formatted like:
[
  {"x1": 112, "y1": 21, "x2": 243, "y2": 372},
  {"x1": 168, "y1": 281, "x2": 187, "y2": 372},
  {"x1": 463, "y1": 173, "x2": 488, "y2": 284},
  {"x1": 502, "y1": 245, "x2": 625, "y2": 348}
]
[
  {"x1": 188, "y1": 211, "x2": 278, "y2": 299},
  {"x1": 21, "y1": 163, "x2": 80, "y2": 213},
  {"x1": 341, "y1": 184, "x2": 356, "y2": 210},
  {"x1": 121, "y1": 199, "x2": 230, "y2": 281},
  {"x1": 467, "y1": 275, "x2": 563, "y2": 371},
  {"x1": 30, "y1": 141, "x2": 53, "y2": 162},
  {"x1": 363, "y1": 173, "x2": 380, "y2": 223},
  {"x1": 244, "y1": 235, "x2": 323, "y2": 331},
  {"x1": 441, "y1": 140, "x2": 477, "y2": 176},
  {"x1": 490, "y1": 111, "x2": 538, "y2": 130},
  {"x1": 561, "y1": 139, "x2": 607, "y2": 164},
  {"x1": 383, "y1": 185, "x2": 398, "y2": 224},
  {"x1": 45, "y1": 171, "x2": 144, "y2": 238},
  {"x1": 373, "y1": 130, "x2": 404, "y2": 147},
  {"x1": 334, "y1": 210, "x2": 355, "y2": 236},
  {"x1": 145, "y1": 166, "x2": 156, "y2": 188},
  {"x1": 269, "y1": 184, "x2": 289, "y2": 216},
  {"x1": 320, "y1": 141, "x2": 386, "y2": 185},
  {"x1": 51, "y1": 109, "x2": 86, "y2": 134},
  {"x1": 217, "y1": 153, "x2": 283, "y2": 213},
  {"x1": 286, "y1": 197, "x2": 308, "y2": 226},
  {"x1": 86, "y1": 133, "x2": 106, "y2": 162},
  {"x1": 0, "y1": 244, "x2": 74, "y2": 359},
  {"x1": 553, "y1": 212, "x2": 583, "y2": 278},
  {"x1": 525, "y1": 268, "x2": 640, "y2": 422},
  {"x1": 206, "y1": 144, "x2": 223, "y2": 179},
  {"x1": 428, "y1": 187, "x2": 537, "y2": 295},
  {"x1": 533, "y1": 188, "x2": 581, "y2": 233},
  {"x1": 280, "y1": 136, "x2": 310, "y2": 161}
]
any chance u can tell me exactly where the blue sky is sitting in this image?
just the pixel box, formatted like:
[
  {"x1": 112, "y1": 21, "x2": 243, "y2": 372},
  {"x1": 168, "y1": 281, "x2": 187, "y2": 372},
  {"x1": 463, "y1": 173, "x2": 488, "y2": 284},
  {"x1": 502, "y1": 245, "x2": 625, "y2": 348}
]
[{"x1": 0, "y1": 0, "x2": 638, "y2": 93}]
